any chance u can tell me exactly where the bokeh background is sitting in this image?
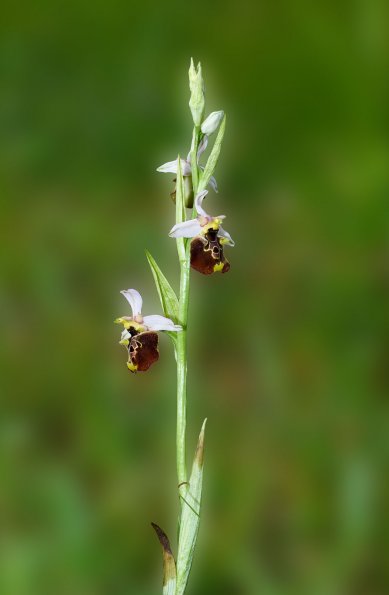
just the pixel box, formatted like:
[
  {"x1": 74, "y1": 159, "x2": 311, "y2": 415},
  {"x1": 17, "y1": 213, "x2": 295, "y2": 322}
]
[{"x1": 1, "y1": 0, "x2": 388, "y2": 593}]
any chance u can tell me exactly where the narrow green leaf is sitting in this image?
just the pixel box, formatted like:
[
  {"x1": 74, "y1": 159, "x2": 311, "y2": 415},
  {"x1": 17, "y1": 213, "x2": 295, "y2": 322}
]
[
  {"x1": 146, "y1": 250, "x2": 179, "y2": 322},
  {"x1": 151, "y1": 523, "x2": 177, "y2": 595},
  {"x1": 175, "y1": 419, "x2": 207, "y2": 595},
  {"x1": 198, "y1": 115, "x2": 226, "y2": 192}
]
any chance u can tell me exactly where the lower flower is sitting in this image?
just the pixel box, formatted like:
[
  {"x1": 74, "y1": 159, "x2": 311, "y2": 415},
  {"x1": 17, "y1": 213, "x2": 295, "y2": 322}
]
[
  {"x1": 115, "y1": 289, "x2": 182, "y2": 373},
  {"x1": 127, "y1": 330, "x2": 159, "y2": 372}
]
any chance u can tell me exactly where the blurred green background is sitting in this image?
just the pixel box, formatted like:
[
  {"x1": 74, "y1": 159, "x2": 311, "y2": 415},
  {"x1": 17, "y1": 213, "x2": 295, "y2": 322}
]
[{"x1": 1, "y1": 0, "x2": 388, "y2": 593}]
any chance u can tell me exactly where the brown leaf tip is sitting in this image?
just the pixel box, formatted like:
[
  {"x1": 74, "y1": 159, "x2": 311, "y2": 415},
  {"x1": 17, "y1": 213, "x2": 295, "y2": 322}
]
[
  {"x1": 195, "y1": 418, "x2": 207, "y2": 467},
  {"x1": 151, "y1": 522, "x2": 173, "y2": 556}
]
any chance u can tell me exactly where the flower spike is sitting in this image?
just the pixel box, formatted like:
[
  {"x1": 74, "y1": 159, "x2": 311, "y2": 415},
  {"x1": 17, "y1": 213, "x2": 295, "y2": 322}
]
[{"x1": 115, "y1": 61, "x2": 233, "y2": 594}]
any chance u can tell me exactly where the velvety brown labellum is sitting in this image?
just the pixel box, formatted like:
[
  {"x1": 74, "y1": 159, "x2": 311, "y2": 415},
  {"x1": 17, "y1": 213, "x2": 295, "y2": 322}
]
[
  {"x1": 190, "y1": 229, "x2": 230, "y2": 275},
  {"x1": 129, "y1": 331, "x2": 159, "y2": 372}
]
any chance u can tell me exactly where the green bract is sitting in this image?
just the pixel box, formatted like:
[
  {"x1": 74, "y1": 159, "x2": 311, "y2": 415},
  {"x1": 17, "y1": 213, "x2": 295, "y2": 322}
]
[
  {"x1": 176, "y1": 420, "x2": 207, "y2": 595},
  {"x1": 198, "y1": 114, "x2": 226, "y2": 194},
  {"x1": 146, "y1": 251, "x2": 179, "y2": 322}
]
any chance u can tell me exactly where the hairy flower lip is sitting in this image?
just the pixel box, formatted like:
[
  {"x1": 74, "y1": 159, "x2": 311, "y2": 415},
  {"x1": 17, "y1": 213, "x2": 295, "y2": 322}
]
[{"x1": 126, "y1": 330, "x2": 160, "y2": 373}]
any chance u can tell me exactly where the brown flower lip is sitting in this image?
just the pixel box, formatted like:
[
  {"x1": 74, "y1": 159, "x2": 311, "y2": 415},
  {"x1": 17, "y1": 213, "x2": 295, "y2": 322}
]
[
  {"x1": 190, "y1": 230, "x2": 230, "y2": 275},
  {"x1": 115, "y1": 289, "x2": 182, "y2": 373},
  {"x1": 127, "y1": 330, "x2": 159, "y2": 373}
]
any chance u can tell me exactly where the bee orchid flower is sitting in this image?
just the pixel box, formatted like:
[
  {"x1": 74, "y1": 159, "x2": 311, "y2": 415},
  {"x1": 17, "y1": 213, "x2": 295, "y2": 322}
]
[
  {"x1": 169, "y1": 190, "x2": 234, "y2": 275},
  {"x1": 115, "y1": 289, "x2": 182, "y2": 372},
  {"x1": 157, "y1": 136, "x2": 218, "y2": 205}
]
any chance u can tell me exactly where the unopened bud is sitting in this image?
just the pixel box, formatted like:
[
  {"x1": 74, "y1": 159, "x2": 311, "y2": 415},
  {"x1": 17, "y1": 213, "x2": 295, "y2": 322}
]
[
  {"x1": 189, "y1": 58, "x2": 205, "y2": 127},
  {"x1": 184, "y1": 175, "x2": 194, "y2": 208},
  {"x1": 201, "y1": 111, "x2": 224, "y2": 135}
]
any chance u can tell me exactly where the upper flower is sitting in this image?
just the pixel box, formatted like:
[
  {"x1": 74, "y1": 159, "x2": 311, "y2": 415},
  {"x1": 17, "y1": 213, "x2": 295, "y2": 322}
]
[
  {"x1": 169, "y1": 191, "x2": 234, "y2": 275},
  {"x1": 115, "y1": 289, "x2": 182, "y2": 372},
  {"x1": 156, "y1": 139, "x2": 218, "y2": 194},
  {"x1": 168, "y1": 190, "x2": 234, "y2": 247}
]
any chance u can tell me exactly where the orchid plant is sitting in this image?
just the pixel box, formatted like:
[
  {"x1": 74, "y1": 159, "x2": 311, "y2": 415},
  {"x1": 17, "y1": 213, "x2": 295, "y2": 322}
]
[{"x1": 115, "y1": 60, "x2": 233, "y2": 594}]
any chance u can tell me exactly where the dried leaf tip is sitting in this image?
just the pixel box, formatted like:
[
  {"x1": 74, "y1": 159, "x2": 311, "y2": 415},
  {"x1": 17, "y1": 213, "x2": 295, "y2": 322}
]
[
  {"x1": 195, "y1": 418, "x2": 207, "y2": 468},
  {"x1": 151, "y1": 523, "x2": 177, "y2": 588}
]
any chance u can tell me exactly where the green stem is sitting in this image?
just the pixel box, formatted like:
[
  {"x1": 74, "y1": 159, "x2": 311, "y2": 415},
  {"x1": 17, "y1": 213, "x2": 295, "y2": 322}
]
[
  {"x1": 175, "y1": 127, "x2": 201, "y2": 497},
  {"x1": 191, "y1": 126, "x2": 200, "y2": 196},
  {"x1": 176, "y1": 248, "x2": 190, "y2": 489},
  {"x1": 173, "y1": 124, "x2": 204, "y2": 595}
]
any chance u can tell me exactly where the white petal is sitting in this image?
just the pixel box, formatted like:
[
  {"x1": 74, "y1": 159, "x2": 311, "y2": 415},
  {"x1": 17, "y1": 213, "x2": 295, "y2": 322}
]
[
  {"x1": 218, "y1": 226, "x2": 235, "y2": 246},
  {"x1": 197, "y1": 134, "x2": 208, "y2": 158},
  {"x1": 181, "y1": 160, "x2": 192, "y2": 176},
  {"x1": 199, "y1": 166, "x2": 218, "y2": 192},
  {"x1": 194, "y1": 190, "x2": 209, "y2": 217},
  {"x1": 143, "y1": 315, "x2": 182, "y2": 332},
  {"x1": 156, "y1": 158, "x2": 191, "y2": 176},
  {"x1": 169, "y1": 219, "x2": 202, "y2": 238},
  {"x1": 156, "y1": 159, "x2": 178, "y2": 174},
  {"x1": 119, "y1": 329, "x2": 131, "y2": 345},
  {"x1": 120, "y1": 289, "x2": 143, "y2": 317},
  {"x1": 209, "y1": 175, "x2": 218, "y2": 193}
]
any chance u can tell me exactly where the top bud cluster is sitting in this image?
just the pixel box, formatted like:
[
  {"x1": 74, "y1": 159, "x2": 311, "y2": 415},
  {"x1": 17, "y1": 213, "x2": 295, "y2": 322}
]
[{"x1": 157, "y1": 59, "x2": 234, "y2": 275}]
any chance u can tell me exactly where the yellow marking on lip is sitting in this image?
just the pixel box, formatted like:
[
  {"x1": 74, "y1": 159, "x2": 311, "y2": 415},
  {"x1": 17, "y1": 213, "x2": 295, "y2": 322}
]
[
  {"x1": 213, "y1": 262, "x2": 224, "y2": 272},
  {"x1": 127, "y1": 361, "x2": 138, "y2": 373},
  {"x1": 202, "y1": 221, "x2": 220, "y2": 233},
  {"x1": 115, "y1": 318, "x2": 145, "y2": 332}
]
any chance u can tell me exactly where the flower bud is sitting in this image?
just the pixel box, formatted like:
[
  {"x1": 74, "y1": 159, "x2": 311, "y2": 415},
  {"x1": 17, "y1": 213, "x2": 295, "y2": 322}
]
[
  {"x1": 201, "y1": 110, "x2": 224, "y2": 135},
  {"x1": 184, "y1": 175, "x2": 194, "y2": 208},
  {"x1": 188, "y1": 58, "x2": 205, "y2": 127}
]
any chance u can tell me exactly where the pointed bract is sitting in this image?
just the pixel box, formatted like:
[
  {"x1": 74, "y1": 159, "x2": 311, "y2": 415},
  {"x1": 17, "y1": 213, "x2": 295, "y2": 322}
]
[
  {"x1": 146, "y1": 251, "x2": 179, "y2": 321},
  {"x1": 199, "y1": 114, "x2": 226, "y2": 193},
  {"x1": 151, "y1": 523, "x2": 177, "y2": 595},
  {"x1": 176, "y1": 420, "x2": 207, "y2": 595}
]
